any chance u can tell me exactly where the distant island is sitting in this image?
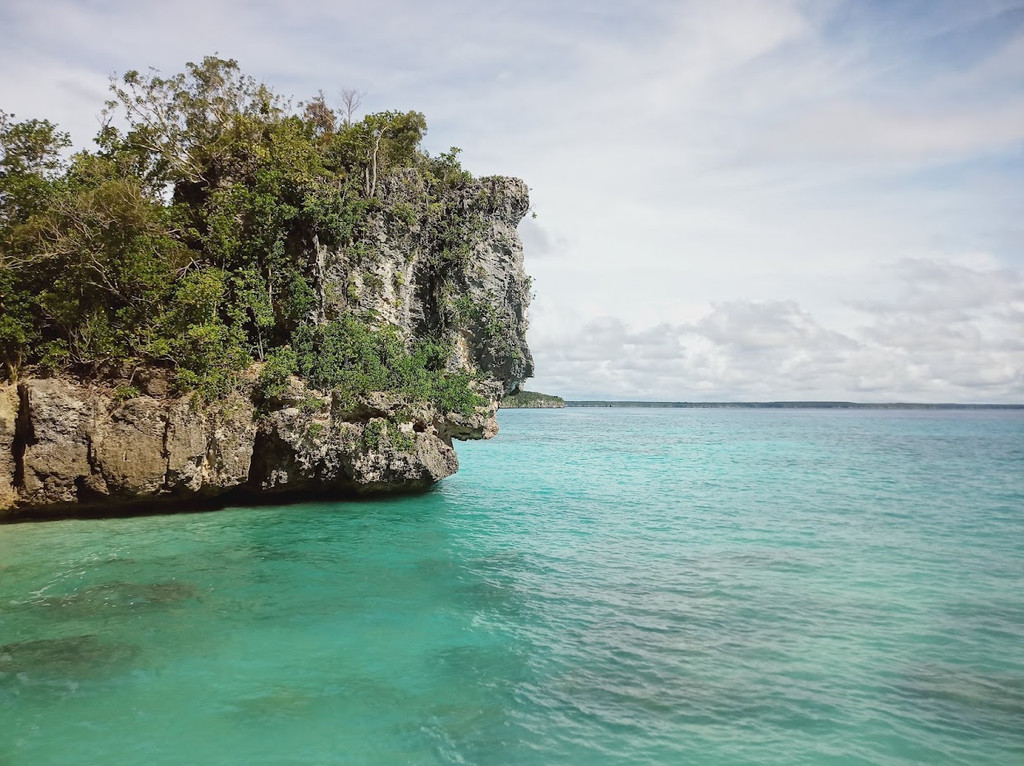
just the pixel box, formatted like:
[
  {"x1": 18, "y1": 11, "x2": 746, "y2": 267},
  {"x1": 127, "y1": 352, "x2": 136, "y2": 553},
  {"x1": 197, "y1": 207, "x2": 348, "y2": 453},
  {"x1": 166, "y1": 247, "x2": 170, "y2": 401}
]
[
  {"x1": 565, "y1": 401, "x2": 1024, "y2": 410},
  {"x1": 500, "y1": 391, "x2": 566, "y2": 408}
]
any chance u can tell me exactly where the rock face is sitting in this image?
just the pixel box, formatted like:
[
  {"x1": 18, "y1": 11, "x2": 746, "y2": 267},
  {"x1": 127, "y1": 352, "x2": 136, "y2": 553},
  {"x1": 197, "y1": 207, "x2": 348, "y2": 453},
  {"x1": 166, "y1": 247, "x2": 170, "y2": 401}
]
[
  {"x1": 320, "y1": 173, "x2": 534, "y2": 395},
  {"x1": 248, "y1": 388, "x2": 464, "y2": 498},
  {"x1": 0, "y1": 176, "x2": 532, "y2": 520},
  {"x1": 10, "y1": 379, "x2": 255, "y2": 510}
]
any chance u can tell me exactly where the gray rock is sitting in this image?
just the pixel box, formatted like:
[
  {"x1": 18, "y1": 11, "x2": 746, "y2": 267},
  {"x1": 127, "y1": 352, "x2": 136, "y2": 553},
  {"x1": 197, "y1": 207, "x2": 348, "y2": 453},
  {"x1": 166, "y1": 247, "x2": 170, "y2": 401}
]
[
  {"x1": 318, "y1": 174, "x2": 534, "y2": 396},
  {"x1": 18, "y1": 378, "x2": 96, "y2": 507},
  {"x1": 0, "y1": 385, "x2": 18, "y2": 509},
  {"x1": 92, "y1": 397, "x2": 168, "y2": 499}
]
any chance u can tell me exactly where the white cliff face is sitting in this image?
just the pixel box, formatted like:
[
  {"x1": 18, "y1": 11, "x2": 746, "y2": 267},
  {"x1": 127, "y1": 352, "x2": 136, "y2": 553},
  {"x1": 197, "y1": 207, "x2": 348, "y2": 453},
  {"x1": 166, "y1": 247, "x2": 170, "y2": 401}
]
[
  {"x1": 0, "y1": 175, "x2": 534, "y2": 521},
  {"x1": 457, "y1": 177, "x2": 535, "y2": 390},
  {"x1": 319, "y1": 173, "x2": 534, "y2": 394}
]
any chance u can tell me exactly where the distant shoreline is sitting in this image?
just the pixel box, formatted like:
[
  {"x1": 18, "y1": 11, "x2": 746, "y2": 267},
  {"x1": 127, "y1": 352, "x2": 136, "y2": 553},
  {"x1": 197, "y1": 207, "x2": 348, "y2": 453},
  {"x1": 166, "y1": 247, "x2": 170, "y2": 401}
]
[{"x1": 564, "y1": 401, "x2": 1024, "y2": 410}]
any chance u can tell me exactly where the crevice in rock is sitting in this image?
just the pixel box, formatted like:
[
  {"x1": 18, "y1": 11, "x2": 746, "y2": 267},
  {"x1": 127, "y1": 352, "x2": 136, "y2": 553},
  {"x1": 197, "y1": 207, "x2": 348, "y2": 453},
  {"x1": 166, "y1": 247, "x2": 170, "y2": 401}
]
[
  {"x1": 245, "y1": 427, "x2": 272, "y2": 492},
  {"x1": 80, "y1": 433, "x2": 108, "y2": 502},
  {"x1": 74, "y1": 475, "x2": 107, "y2": 504},
  {"x1": 12, "y1": 383, "x2": 32, "y2": 490},
  {"x1": 159, "y1": 414, "x2": 172, "y2": 492}
]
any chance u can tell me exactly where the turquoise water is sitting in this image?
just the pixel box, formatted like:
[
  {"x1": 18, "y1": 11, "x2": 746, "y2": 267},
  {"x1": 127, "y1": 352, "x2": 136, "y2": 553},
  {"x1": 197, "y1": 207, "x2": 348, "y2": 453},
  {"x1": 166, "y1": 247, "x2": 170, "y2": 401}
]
[{"x1": 2, "y1": 408, "x2": 1023, "y2": 765}]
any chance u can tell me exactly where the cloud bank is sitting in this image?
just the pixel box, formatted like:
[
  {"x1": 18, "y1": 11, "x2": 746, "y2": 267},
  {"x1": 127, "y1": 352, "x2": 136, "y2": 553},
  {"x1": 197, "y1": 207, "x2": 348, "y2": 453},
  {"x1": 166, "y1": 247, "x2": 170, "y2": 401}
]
[{"x1": 531, "y1": 258, "x2": 1024, "y2": 401}]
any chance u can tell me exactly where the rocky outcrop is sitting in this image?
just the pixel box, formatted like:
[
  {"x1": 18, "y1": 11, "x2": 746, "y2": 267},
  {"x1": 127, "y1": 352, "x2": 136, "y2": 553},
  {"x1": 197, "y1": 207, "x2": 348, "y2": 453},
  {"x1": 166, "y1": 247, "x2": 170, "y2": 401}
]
[
  {"x1": 6, "y1": 379, "x2": 256, "y2": 513},
  {"x1": 0, "y1": 376, "x2": 478, "y2": 518},
  {"x1": 0, "y1": 176, "x2": 533, "y2": 521},
  {"x1": 0, "y1": 385, "x2": 18, "y2": 510},
  {"x1": 246, "y1": 384, "x2": 470, "y2": 498}
]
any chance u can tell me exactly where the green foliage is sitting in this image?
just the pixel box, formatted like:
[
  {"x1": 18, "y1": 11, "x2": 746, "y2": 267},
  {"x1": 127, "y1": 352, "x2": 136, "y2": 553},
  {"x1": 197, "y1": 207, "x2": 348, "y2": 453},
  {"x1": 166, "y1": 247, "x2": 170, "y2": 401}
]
[
  {"x1": 36, "y1": 340, "x2": 70, "y2": 377},
  {"x1": 297, "y1": 394, "x2": 326, "y2": 414},
  {"x1": 322, "y1": 110, "x2": 426, "y2": 198},
  {"x1": 293, "y1": 317, "x2": 483, "y2": 415},
  {"x1": 113, "y1": 384, "x2": 142, "y2": 402},
  {"x1": 425, "y1": 147, "x2": 473, "y2": 189},
  {"x1": 0, "y1": 111, "x2": 71, "y2": 227},
  {"x1": 500, "y1": 390, "x2": 565, "y2": 408},
  {"x1": 389, "y1": 421, "x2": 416, "y2": 453},
  {"x1": 150, "y1": 269, "x2": 251, "y2": 398},
  {"x1": 362, "y1": 419, "x2": 385, "y2": 451},
  {"x1": 0, "y1": 56, "x2": 488, "y2": 413},
  {"x1": 451, "y1": 293, "x2": 512, "y2": 352},
  {"x1": 102, "y1": 56, "x2": 286, "y2": 190},
  {"x1": 361, "y1": 417, "x2": 416, "y2": 453},
  {"x1": 256, "y1": 346, "x2": 297, "y2": 400}
]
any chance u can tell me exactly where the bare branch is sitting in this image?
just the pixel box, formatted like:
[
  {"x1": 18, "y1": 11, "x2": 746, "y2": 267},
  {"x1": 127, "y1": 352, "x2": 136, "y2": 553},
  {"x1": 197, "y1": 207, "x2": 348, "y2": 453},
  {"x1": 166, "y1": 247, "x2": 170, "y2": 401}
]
[{"x1": 339, "y1": 89, "x2": 365, "y2": 126}]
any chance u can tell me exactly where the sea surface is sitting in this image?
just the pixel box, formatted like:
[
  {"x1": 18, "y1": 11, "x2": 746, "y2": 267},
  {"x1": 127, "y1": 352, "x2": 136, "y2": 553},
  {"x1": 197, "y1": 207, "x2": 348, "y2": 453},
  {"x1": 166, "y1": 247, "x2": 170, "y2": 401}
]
[{"x1": 2, "y1": 408, "x2": 1023, "y2": 765}]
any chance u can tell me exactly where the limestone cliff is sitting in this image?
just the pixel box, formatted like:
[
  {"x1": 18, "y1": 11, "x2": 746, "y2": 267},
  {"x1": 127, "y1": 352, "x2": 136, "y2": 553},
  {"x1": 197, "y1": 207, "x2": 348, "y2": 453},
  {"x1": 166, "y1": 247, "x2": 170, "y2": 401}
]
[{"x1": 0, "y1": 176, "x2": 532, "y2": 520}]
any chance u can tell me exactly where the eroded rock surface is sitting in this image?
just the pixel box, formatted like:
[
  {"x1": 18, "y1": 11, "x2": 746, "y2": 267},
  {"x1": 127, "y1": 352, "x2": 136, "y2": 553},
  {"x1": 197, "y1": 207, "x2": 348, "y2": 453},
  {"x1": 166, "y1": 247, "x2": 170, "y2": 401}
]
[{"x1": 0, "y1": 375, "x2": 487, "y2": 518}]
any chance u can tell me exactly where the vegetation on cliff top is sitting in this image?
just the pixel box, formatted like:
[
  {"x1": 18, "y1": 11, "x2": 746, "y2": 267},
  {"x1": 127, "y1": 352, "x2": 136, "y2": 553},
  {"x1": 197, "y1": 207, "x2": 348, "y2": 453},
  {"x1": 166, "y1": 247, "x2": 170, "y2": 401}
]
[{"x1": 0, "y1": 57, "x2": 490, "y2": 414}]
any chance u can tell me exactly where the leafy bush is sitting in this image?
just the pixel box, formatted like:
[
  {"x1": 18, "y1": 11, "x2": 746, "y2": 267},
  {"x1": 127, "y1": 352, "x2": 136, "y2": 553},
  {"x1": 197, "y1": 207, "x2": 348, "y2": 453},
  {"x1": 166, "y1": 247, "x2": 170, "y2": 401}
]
[
  {"x1": 256, "y1": 346, "x2": 297, "y2": 400},
  {"x1": 113, "y1": 384, "x2": 142, "y2": 402},
  {"x1": 292, "y1": 317, "x2": 482, "y2": 415}
]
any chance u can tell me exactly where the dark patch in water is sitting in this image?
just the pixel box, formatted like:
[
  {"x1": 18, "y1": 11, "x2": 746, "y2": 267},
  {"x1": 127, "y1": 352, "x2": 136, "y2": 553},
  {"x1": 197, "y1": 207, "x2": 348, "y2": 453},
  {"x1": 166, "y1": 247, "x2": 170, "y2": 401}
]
[
  {"x1": 0, "y1": 634, "x2": 137, "y2": 679},
  {"x1": 229, "y1": 685, "x2": 327, "y2": 721},
  {"x1": 894, "y1": 664, "x2": 1024, "y2": 734},
  {"x1": 34, "y1": 580, "x2": 200, "y2": 612}
]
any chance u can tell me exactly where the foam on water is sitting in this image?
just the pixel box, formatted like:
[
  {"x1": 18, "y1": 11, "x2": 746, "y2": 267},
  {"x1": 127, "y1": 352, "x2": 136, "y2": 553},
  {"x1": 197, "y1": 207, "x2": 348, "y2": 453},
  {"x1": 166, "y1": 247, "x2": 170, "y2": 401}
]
[{"x1": 2, "y1": 408, "x2": 1023, "y2": 764}]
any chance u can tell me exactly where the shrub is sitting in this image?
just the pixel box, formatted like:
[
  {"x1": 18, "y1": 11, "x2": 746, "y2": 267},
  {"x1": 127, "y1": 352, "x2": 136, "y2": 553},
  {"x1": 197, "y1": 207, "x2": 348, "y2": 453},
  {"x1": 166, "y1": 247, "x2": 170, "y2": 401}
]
[{"x1": 256, "y1": 347, "x2": 297, "y2": 400}]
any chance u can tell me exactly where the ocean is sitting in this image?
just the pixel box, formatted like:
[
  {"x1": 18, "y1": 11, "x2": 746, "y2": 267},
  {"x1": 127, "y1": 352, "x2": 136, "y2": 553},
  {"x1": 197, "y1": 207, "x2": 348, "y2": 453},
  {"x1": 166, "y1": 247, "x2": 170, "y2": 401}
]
[{"x1": 2, "y1": 408, "x2": 1023, "y2": 765}]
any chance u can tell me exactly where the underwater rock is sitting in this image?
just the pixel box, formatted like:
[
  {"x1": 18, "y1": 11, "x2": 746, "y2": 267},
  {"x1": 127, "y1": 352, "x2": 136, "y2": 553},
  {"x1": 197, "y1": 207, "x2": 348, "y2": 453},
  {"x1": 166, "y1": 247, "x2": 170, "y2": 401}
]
[{"x1": 0, "y1": 634, "x2": 137, "y2": 679}]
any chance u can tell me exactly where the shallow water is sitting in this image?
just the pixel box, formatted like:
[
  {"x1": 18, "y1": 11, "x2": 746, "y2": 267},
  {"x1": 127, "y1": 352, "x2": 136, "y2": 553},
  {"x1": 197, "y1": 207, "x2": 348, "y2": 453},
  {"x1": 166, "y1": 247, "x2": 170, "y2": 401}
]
[{"x1": 2, "y1": 408, "x2": 1023, "y2": 764}]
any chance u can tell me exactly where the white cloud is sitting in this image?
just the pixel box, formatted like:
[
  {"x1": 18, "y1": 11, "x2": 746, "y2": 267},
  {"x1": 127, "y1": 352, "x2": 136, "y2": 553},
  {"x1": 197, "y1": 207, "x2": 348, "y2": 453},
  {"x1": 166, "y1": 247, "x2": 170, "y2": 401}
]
[
  {"x1": 529, "y1": 258, "x2": 1024, "y2": 402},
  {"x1": 761, "y1": 99, "x2": 1024, "y2": 162}
]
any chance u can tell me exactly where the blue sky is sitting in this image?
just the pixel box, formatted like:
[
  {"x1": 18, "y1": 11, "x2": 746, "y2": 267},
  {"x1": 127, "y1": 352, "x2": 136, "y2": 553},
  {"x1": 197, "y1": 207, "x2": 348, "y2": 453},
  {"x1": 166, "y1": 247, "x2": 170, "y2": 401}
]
[{"x1": 2, "y1": 0, "x2": 1022, "y2": 401}]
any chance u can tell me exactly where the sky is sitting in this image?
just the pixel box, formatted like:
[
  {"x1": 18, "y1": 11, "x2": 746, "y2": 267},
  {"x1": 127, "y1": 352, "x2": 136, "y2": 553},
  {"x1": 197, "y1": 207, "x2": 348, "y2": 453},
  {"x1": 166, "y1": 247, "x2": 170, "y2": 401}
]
[{"x1": 2, "y1": 0, "x2": 1023, "y2": 402}]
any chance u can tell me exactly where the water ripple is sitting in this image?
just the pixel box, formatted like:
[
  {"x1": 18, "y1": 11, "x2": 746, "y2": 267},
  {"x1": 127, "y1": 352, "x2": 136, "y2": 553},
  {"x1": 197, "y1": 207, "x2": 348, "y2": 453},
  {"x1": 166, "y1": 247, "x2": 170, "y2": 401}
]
[{"x1": 0, "y1": 409, "x2": 1022, "y2": 764}]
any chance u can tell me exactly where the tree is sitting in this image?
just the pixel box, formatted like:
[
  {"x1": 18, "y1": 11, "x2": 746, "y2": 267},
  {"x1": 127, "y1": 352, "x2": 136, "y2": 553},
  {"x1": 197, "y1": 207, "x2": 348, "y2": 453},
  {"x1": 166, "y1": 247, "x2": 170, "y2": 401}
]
[
  {"x1": 302, "y1": 91, "x2": 336, "y2": 138},
  {"x1": 0, "y1": 56, "x2": 483, "y2": 415},
  {"x1": 0, "y1": 113, "x2": 73, "y2": 375},
  {"x1": 339, "y1": 88, "x2": 364, "y2": 126},
  {"x1": 0, "y1": 111, "x2": 70, "y2": 229},
  {"x1": 325, "y1": 110, "x2": 426, "y2": 197},
  {"x1": 103, "y1": 56, "x2": 284, "y2": 193}
]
